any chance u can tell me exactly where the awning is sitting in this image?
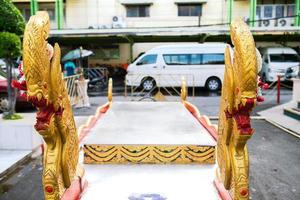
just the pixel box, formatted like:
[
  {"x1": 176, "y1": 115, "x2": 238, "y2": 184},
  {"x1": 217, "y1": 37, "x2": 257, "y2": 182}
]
[
  {"x1": 119, "y1": 0, "x2": 153, "y2": 5},
  {"x1": 49, "y1": 26, "x2": 300, "y2": 45}
]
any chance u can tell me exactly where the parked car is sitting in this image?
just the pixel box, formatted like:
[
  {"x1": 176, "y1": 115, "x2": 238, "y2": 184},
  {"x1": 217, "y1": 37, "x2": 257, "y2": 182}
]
[
  {"x1": 0, "y1": 75, "x2": 31, "y2": 112},
  {"x1": 126, "y1": 43, "x2": 226, "y2": 91},
  {"x1": 260, "y1": 47, "x2": 300, "y2": 82},
  {"x1": 0, "y1": 58, "x2": 21, "y2": 78}
]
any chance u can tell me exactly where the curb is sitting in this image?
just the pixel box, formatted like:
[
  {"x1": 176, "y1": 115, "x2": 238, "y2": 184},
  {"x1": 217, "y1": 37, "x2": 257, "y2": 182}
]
[
  {"x1": 0, "y1": 146, "x2": 42, "y2": 182},
  {"x1": 265, "y1": 119, "x2": 300, "y2": 139}
]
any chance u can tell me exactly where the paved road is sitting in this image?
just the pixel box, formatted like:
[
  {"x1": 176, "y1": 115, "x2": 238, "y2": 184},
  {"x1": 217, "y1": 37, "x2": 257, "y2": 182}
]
[
  {"x1": 1, "y1": 119, "x2": 299, "y2": 200},
  {"x1": 249, "y1": 120, "x2": 300, "y2": 200},
  {"x1": 71, "y1": 86, "x2": 293, "y2": 117}
]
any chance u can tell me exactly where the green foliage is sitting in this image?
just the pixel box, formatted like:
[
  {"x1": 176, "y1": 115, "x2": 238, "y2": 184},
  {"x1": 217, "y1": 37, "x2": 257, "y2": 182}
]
[
  {"x1": 0, "y1": 32, "x2": 21, "y2": 58},
  {"x1": 2, "y1": 113, "x2": 23, "y2": 120},
  {"x1": 0, "y1": 0, "x2": 25, "y2": 36}
]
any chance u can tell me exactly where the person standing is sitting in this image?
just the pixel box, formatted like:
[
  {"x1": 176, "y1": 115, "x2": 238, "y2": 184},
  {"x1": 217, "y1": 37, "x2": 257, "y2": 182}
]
[{"x1": 64, "y1": 60, "x2": 76, "y2": 76}]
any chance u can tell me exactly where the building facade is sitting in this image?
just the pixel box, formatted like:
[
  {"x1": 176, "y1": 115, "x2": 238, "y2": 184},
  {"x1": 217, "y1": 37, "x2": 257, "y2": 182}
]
[{"x1": 13, "y1": 0, "x2": 300, "y2": 67}]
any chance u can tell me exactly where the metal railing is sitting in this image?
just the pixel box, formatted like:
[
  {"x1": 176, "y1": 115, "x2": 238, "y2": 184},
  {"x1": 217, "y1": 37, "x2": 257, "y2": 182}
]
[
  {"x1": 125, "y1": 74, "x2": 195, "y2": 101},
  {"x1": 83, "y1": 67, "x2": 109, "y2": 92},
  {"x1": 64, "y1": 74, "x2": 80, "y2": 105}
]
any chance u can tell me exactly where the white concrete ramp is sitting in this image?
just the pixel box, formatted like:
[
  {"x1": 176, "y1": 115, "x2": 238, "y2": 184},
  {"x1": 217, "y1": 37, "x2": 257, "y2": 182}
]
[
  {"x1": 82, "y1": 102, "x2": 216, "y2": 164},
  {"x1": 80, "y1": 102, "x2": 219, "y2": 199}
]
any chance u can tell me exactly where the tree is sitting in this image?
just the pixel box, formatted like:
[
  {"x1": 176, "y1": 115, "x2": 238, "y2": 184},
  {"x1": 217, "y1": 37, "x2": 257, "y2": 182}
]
[
  {"x1": 0, "y1": 0, "x2": 25, "y2": 35},
  {"x1": 0, "y1": 0, "x2": 25, "y2": 118}
]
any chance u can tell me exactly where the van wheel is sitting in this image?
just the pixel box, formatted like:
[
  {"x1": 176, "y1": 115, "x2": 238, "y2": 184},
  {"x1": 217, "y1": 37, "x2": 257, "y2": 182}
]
[
  {"x1": 0, "y1": 94, "x2": 9, "y2": 112},
  {"x1": 141, "y1": 78, "x2": 156, "y2": 91},
  {"x1": 206, "y1": 77, "x2": 221, "y2": 91}
]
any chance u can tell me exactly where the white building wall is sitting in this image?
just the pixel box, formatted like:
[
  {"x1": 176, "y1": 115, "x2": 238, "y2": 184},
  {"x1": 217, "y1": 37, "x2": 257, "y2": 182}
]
[
  {"x1": 65, "y1": 0, "x2": 230, "y2": 29},
  {"x1": 232, "y1": 2, "x2": 250, "y2": 21},
  {"x1": 66, "y1": 0, "x2": 88, "y2": 28}
]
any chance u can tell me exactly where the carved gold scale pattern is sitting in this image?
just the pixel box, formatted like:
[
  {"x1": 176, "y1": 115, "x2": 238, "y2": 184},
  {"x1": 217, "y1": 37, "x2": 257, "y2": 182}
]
[
  {"x1": 84, "y1": 145, "x2": 215, "y2": 164},
  {"x1": 216, "y1": 19, "x2": 258, "y2": 200},
  {"x1": 23, "y1": 12, "x2": 81, "y2": 200}
]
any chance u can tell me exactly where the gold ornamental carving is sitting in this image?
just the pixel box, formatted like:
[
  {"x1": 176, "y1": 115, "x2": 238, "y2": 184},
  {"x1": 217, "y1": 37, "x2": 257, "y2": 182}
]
[
  {"x1": 23, "y1": 12, "x2": 81, "y2": 200},
  {"x1": 216, "y1": 19, "x2": 258, "y2": 200}
]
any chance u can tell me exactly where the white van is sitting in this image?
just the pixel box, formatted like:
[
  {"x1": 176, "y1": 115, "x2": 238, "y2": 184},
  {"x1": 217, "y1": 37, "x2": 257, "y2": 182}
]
[
  {"x1": 126, "y1": 43, "x2": 226, "y2": 91},
  {"x1": 260, "y1": 47, "x2": 300, "y2": 82}
]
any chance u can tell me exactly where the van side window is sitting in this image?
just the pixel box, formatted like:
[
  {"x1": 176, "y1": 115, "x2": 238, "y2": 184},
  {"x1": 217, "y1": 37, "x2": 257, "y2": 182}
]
[
  {"x1": 190, "y1": 54, "x2": 201, "y2": 65},
  {"x1": 163, "y1": 53, "x2": 224, "y2": 65},
  {"x1": 163, "y1": 54, "x2": 189, "y2": 65},
  {"x1": 202, "y1": 54, "x2": 224, "y2": 64},
  {"x1": 137, "y1": 54, "x2": 157, "y2": 65}
]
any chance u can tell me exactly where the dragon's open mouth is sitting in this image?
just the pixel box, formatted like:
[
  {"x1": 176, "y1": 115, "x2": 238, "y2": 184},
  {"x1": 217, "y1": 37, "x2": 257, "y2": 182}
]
[{"x1": 28, "y1": 95, "x2": 63, "y2": 131}]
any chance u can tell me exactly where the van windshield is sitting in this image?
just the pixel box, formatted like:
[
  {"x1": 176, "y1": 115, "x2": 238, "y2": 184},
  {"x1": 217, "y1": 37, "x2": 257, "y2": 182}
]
[
  {"x1": 137, "y1": 54, "x2": 157, "y2": 65},
  {"x1": 132, "y1": 52, "x2": 145, "y2": 63},
  {"x1": 270, "y1": 54, "x2": 300, "y2": 62}
]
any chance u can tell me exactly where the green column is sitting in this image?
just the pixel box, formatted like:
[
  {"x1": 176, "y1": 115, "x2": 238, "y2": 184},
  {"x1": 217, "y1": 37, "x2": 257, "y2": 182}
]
[
  {"x1": 295, "y1": 0, "x2": 300, "y2": 26},
  {"x1": 227, "y1": 0, "x2": 233, "y2": 24},
  {"x1": 249, "y1": 0, "x2": 257, "y2": 27},
  {"x1": 30, "y1": 0, "x2": 38, "y2": 15},
  {"x1": 55, "y1": 0, "x2": 64, "y2": 29}
]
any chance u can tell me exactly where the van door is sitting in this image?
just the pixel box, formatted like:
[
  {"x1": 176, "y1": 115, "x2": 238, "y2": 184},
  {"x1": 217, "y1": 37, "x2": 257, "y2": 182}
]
[
  {"x1": 135, "y1": 54, "x2": 160, "y2": 90},
  {"x1": 185, "y1": 53, "x2": 225, "y2": 89},
  {"x1": 161, "y1": 54, "x2": 191, "y2": 87}
]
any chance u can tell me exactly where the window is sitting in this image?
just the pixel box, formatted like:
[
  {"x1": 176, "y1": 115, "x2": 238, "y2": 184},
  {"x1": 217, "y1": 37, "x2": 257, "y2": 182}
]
[
  {"x1": 126, "y1": 5, "x2": 149, "y2": 17},
  {"x1": 14, "y1": 3, "x2": 31, "y2": 21},
  {"x1": 270, "y1": 54, "x2": 300, "y2": 62},
  {"x1": 275, "y1": 5, "x2": 284, "y2": 18},
  {"x1": 190, "y1": 54, "x2": 201, "y2": 65},
  {"x1": 163, "y1": 54, "x2": 224, "y2": 65},
  {"x1": 39, "y1": 3, "x2": 56, "y2": 22},
  {"x1": 92, "y1": 46, "x2": 120, "y2": 59},
  {"x1": 256, "y1": 6, "x2": 261, "y2": 19},
  {"x1": 163, "y1": 54, "x2": 189, "y2": 65},
  {"x1": 202, "y1": 54, "x2": 224, "y2": 64},
  {"x1": 178, "y1": 4, "x2": 202, "y2": 16},
  {"x1": 264, "y1": 6, "x2": 273, "y2": 18},
  {"x1": 287, "y1": 5, "x2": 295, "y2": 17},
  {"x1": 263, "y1": 56, "x2": 269, "y2": 64},
  {"x1": 137, "y1": 54, "x2": 157, "y2": 65}
]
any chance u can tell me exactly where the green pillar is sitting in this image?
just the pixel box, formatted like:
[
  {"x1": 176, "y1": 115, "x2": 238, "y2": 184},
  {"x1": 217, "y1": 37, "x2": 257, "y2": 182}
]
[
  {"x1": 30, "y1": 0, "x2": 38, "y2": 15},
  {"x1": 249, "y1": 0, "x2": 257, "y2": 27},
  {"x1": 227, "y1": 0, "x2": 233, "y2": 24},
  {"x1": 55, "y1": 0, "x2": 64, "y2": 29},
  {"x1": 295, "y1": 0, "x2": 300, "y2": 26}
]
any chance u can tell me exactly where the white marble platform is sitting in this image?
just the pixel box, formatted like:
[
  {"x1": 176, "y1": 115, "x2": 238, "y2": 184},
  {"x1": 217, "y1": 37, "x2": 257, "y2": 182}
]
[
  {"x1": 82, "y1": 164, "x2": 218, "y2": 200},
  {"x1": 83, "y1": 102, "x2": 216, "y2": 146},
  {"x1": 0, "y1": 113, "x2": 43, "y2": 150}
]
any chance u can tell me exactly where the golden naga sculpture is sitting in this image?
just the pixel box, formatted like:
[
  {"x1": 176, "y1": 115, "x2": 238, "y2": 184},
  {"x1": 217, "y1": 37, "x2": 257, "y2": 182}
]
[
  {"x1": 215, "y1": 19, "x2": 258, "y2": 200},
  {"x1": 22, "y1": 12, "x2": 82, "y2": 199}
]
